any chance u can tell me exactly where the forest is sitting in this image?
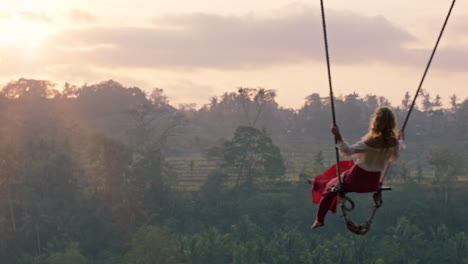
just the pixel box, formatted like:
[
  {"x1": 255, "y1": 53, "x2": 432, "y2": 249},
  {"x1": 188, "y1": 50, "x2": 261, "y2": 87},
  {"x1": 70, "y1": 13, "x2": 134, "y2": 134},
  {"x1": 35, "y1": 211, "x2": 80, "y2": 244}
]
[{"x1": 0, "y1": 78, "x2": 466, "y2": 264}]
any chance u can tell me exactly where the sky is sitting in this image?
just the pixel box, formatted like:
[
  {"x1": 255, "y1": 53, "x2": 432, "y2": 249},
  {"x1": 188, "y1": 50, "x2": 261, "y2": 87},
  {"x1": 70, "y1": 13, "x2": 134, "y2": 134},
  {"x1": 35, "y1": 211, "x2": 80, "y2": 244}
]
[{"x1": 0, "y1": 0, "x2": 467, "y2": 109}]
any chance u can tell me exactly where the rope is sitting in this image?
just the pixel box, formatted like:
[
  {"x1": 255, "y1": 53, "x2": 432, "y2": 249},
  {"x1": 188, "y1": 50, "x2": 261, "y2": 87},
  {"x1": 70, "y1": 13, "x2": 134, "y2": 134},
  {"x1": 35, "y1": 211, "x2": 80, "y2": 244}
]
[
  {"x1": 319, "y1": 0, "x2": 372, "y2": 235},
  {"x1": 320, "y1": 0, "x2": 342, "y2": 185},
  {"x1": 340, "y1": 191, "x2": 383, "y2": 236},
  {"x1": 401, "y1": 0, "x2": 457, "y2": 131},
  {"x1": 383, "y1": 0, "x2": 456, "y2": 194}
]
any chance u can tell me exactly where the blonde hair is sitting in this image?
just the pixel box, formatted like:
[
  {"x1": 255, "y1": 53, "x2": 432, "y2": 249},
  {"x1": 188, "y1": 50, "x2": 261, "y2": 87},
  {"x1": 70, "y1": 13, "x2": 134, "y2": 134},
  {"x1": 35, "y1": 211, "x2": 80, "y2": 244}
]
[{"x1": 362, "y1": 107, "x2": 398, "y2": 147}]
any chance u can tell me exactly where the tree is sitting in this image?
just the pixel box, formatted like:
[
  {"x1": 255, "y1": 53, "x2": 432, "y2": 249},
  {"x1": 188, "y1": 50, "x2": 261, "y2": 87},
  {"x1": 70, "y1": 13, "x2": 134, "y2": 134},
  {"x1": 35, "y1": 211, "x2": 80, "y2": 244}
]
[
  {"x1": 389, "y1": 217, "x2": 424, "y2": 264},
  {"x1": 427, "y1": 147, "x2": 465, "y2": 212},
  {"x1": 10, "y1": 135, "x2": 82, "y2": 256},
  {"x1": 124, "y1": 225, "x2": 177, "y2": 264},
  {"x1": 401, "y1": 91, "x2": 411, "y2": 110},
  {"x1": 433, "y1": 94, "x2": 442, "y2": 109},
  {"x1": 364, "y1": 94, "x2": 379, "y2": 111},
  {"x1": 71, "y1": 80, "x2": 149, "y2": 141},
  {"x1": 452, "y1": 232, "x2": 467, "y2": 263},
  {"x1": 46, "y1": 243, "x2": 87, "y2": 264},
  {"x1": 203, "y1": 145, "x2": 224, "y2": 166},
  {"x1": 149, "y1": 88, "x2": 170, "y2": 108},
  {"x1": 0, "y1": 141, "x2": 19, "y2": 233},
  {"x1": 237, "y1": 87, "x2": 277, "y2": 127},
  {"x1": 449, "y1": 94, "x2": 458, "y2": 111},
  {"x1": 454, "y1": 99, "x2": 468, "y2": 136},
  {"x1": 223, "y1": 126, "x2": 286, "y2": 187},
  {"x1": 421, "y1": 90, "x2": 434, "y2": 112},
  {"x1": 0, "y1": 78, "x2": 59, "y2": 99},
  {"x1": 309, "y1": 150, "x2": 326, "y2": 176},
  {"x1": 84, "y1": 134, "x2": 140, "y2": 240},
  {"x1": 126, "y1": 95, "x2": 181, "y2": 220},
  {"x1": 127, "y1": 100, "x2": 181, "y2": 153},
  {"x1": 427, "y1": 147, "x2": 464, "y2": 182},
  {"x1": 393, "y1": 161, "x2": 412, "y2": 182},
  {"x1": 298, "y1": 93, "x2": 328, "y2": 141},
  {"x1": 336, "y1": 93, "x2": 367, "y2": 138},
  {"x1": 305, "y1": 93, "x2": 323, "y2": 107}
]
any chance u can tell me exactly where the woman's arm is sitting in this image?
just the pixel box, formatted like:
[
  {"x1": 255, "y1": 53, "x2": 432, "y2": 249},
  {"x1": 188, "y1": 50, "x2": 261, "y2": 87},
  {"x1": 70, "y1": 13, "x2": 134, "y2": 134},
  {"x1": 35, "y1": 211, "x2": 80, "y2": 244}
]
[
  {"x1": 398, "y1": 130, "x2": 405, "y2": 141},
  {"x1": 331, "y1": 125, "x2": 367, "y2": 158},
  {"x1": 331, "y1": 125, "x2": 343, "y2": 142}
]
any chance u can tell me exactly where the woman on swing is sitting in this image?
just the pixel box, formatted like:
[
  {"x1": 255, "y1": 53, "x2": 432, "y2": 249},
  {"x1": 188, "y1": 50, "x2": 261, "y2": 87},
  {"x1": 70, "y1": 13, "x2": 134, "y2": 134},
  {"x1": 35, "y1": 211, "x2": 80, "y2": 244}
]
[{"x1": 310, "y1": 106, "x2": 405, "y2": 229}]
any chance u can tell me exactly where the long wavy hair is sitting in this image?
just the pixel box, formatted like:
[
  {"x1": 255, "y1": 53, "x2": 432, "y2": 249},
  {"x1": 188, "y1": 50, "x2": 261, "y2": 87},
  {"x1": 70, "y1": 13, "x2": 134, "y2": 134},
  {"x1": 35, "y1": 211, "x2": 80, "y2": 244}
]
[{"x1": 362, "y1": 107, "x2": 398, "y2": 148}]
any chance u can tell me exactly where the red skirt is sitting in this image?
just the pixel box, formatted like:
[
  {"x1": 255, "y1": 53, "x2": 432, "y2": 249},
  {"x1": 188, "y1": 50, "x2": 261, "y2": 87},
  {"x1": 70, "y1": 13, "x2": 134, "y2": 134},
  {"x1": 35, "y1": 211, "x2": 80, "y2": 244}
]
[{"x1": 311, "y1": 161, "x2": 381, "y2": 213}]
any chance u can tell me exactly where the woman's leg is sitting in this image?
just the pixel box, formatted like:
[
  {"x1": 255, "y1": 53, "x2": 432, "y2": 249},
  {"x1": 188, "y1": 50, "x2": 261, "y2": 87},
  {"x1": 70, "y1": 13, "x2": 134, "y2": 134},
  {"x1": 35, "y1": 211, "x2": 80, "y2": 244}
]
[{"x1": 312, "y1": 178, "x2": 339, "y2": 229}]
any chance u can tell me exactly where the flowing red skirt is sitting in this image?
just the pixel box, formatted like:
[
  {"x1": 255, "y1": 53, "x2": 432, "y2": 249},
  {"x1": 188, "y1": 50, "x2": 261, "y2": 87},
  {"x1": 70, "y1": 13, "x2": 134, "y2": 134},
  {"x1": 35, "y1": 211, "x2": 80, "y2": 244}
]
[{"x1": 311, "y1": 161, "x2": 381, "y2": 216}]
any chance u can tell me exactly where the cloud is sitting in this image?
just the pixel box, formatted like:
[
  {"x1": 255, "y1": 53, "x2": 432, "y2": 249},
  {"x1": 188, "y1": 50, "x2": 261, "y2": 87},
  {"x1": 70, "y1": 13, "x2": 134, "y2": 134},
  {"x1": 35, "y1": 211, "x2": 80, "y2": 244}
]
[
  {"x1": 43, "y1": 64, "x2": 103, "y2": 83},
  {"x1": 46, "y1": 8, "x2": 419, "y2": 69},
  {"x1": 4, "y1": 5, "x2": 468, "y2": 73},
  {"x1": 69, "y1": 9, "x2": 97, "y2": 24},
  {"x1": 428, "y1": 47, "x2": 468, "y2": 71},
  {"x1": 19, "y1": 11, "x2": 53, "y2": 23},
  {"x1": 446, "y1": 14, "x2": 468, "y2": 45},
  {"x1": 453, "y1": 13, "x2": 468, "y2": 31}
]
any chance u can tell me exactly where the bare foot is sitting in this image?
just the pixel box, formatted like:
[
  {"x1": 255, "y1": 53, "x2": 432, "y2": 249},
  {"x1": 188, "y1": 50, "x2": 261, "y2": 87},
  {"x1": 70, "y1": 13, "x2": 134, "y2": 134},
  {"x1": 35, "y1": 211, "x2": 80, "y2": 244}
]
[{"x1": 311, "y1": 220, "x2": 324, "y2": 230}]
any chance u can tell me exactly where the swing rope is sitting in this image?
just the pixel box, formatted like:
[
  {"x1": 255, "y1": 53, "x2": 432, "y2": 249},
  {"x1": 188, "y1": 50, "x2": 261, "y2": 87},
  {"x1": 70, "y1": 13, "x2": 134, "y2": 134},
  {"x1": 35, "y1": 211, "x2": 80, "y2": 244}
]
[
  {"x1": 401, "y1": 0, "x2": 457, "y2": 132},
  {"x1": 320, "y1": 0, "x2": 342, "y2": 186},
  {"x1": 319, "y1": 0, "x2": 457, "y2": 235}
]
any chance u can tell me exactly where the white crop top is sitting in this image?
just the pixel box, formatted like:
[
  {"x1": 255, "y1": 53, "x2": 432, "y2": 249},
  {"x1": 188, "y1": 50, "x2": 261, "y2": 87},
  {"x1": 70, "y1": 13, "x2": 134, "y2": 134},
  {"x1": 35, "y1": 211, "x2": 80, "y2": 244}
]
[{"x1": 336, "y1": 139, "x2": 405, "y2": 172}]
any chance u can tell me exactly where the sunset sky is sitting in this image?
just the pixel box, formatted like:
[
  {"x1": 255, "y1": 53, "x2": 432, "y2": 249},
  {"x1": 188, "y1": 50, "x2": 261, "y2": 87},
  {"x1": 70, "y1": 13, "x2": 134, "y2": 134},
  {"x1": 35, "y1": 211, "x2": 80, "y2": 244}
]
[{"x1": 0, "y1": 0, "x2": 466, "y2": 109}]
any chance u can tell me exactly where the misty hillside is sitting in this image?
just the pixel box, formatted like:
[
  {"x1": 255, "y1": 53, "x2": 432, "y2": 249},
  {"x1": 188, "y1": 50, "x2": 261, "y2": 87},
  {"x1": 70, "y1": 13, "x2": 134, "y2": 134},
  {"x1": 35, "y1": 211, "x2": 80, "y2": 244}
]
[{"x1": 0, "y1": 78, "x2": 467, "y2": 264}]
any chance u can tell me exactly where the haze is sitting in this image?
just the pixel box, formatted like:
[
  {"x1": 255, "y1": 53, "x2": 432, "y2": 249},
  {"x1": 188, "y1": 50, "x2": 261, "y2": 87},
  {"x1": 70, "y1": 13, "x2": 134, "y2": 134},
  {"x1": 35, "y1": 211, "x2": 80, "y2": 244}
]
[{"x1": 0, "y1": 0, "x2": 467, "y2": 108}]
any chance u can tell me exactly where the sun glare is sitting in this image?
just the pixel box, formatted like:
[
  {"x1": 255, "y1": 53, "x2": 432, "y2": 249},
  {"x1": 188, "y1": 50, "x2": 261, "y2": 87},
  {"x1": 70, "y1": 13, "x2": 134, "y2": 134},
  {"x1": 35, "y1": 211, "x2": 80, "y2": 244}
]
[{"x1": 0, "y1": 13, "x2": 50, "y2": 47}]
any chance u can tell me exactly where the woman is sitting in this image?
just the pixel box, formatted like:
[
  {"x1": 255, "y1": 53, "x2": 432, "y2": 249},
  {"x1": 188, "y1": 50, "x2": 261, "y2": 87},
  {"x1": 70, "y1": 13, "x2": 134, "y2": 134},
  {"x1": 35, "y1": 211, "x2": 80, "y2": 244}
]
[{"x1": 311, "y1": 106, "x2": 405, "y2": 229}]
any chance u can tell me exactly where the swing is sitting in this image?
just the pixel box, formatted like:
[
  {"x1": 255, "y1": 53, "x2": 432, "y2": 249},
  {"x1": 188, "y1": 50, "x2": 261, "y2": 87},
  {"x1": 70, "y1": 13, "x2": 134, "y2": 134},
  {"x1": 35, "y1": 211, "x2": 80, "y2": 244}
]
[{"x1": 318, "y1": 0, "x2": 456, "y2": 235}]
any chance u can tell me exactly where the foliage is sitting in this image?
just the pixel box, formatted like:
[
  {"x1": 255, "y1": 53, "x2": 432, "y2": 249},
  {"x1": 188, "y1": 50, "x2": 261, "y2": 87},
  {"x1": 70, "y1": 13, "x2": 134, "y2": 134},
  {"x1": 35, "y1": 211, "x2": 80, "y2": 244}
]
[
  {"x1": 124, "y1": 226, "x2": 177, "y2": 264},
  {"x1": 46, "y1": 243, "x2": 87, "y2": 264},
  {"x1": 223, "y1": 126, "x2": 286, "y2": 187},
  {"x1": 0, "y1": 79, "x2": 466, "y2": 263}
]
